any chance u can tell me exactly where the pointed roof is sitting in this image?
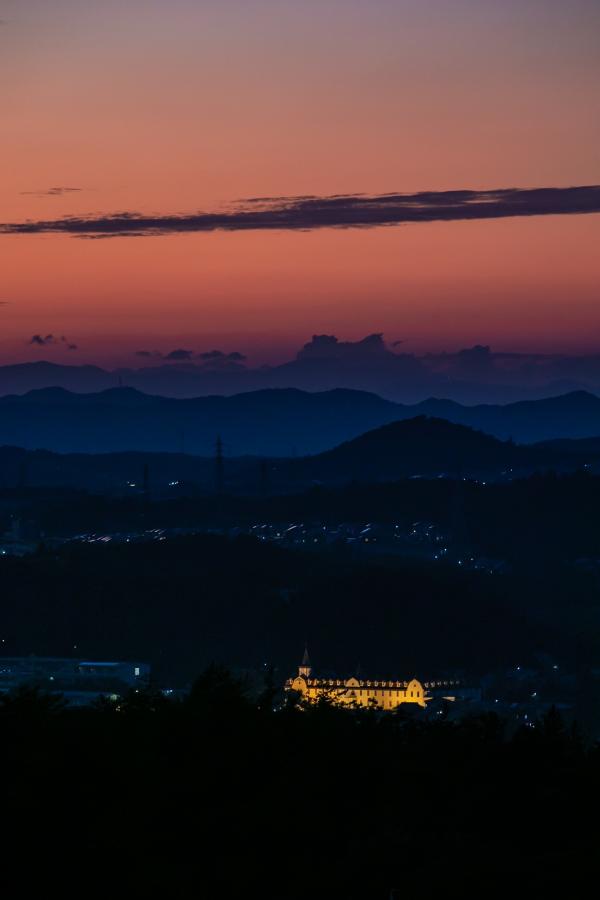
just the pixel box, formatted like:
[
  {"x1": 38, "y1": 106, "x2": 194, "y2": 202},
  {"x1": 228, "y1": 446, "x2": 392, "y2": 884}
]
[{"x1": 301, "y1": 645, "x2": 311, "y2": 667}]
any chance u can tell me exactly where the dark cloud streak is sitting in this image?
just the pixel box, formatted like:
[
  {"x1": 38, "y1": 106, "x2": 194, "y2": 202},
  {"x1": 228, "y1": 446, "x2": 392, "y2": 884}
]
[
  {"x1": 165, "y1": 349, "x2": 194, "y2": 360},
  {"x1": 29, "y1": 334, "x2": 78, "y2": 350},
  {"x1": 2, "y1": 185, "x2": 599, "y2": 238},
  {"x1": 20, "y1": 187, "x2": 83, "y2": 198}
]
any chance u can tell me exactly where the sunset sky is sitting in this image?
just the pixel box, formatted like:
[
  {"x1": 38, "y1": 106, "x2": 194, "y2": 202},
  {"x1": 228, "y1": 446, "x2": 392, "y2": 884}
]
[{"x1": 1, "y1": 0, "x2": 599, "y2": 366}]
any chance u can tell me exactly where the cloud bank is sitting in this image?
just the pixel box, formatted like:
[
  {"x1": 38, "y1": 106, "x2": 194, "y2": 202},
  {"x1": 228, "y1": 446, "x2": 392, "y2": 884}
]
[
  {"x1": 135, "y1": 348, "x2": 246, "y2": 365},
  {"x1": 8, "y1": 333, "x2": 600, "y2": 404},
  {"x1": 2, "y1": 185, "x2": 599, "y2": 238}
]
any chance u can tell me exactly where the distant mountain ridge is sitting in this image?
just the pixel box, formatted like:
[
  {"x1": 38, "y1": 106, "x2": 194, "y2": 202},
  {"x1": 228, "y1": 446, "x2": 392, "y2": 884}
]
[
  {"x1": 1, "y1": 385, "x2": 600, "y2": 456},
  {"x1": 1, "y1": 349, "x2": 598, "y2": 405},
  {"x1": 415, "y1": 390, "x2": 600, "y2": 443},
  {"x1": 0, "y1": 386, "x2": 398, "y2": 456}
]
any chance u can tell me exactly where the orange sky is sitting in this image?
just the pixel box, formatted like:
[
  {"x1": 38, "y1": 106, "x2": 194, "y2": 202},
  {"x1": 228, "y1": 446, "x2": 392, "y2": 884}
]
[{"x1": 1, "y1": 0, "x2": 599, "y2": 365}]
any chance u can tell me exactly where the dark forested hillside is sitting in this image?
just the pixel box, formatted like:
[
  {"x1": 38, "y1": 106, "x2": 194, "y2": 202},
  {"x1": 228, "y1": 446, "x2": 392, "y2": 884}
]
[
  {"x1": 3, "y1": 415, "x2": 600, "y2": 494},
  {"x1": 0, "y1": 534, "x2": 595, "y2": 686}
]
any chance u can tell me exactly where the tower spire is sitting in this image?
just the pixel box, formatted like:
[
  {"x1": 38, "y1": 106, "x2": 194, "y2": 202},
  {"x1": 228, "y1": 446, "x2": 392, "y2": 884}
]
[{"x1": 299, "y1": 645, "x2": 312, "y2": 678}]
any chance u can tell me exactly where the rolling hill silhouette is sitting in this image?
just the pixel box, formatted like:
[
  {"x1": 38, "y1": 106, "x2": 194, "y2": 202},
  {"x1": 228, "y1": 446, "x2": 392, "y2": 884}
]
[
  {"x1": 300, "y1": 416, "x2": 540, "y2": 483},
  {"x1": 0, "y1": 415, "x2": 595, "y2": 493}
]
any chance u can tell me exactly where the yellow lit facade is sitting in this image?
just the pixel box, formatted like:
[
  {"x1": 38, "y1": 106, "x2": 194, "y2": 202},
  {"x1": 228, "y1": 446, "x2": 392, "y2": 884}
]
[{"x1": 285, "y1": 651, "x2": 431, "y2": 710}]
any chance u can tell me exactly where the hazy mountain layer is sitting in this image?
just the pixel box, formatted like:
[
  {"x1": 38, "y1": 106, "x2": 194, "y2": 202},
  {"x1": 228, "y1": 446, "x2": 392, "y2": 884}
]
[{"x1": 1, "y1": 386, "x2": 600, "y2": 457}]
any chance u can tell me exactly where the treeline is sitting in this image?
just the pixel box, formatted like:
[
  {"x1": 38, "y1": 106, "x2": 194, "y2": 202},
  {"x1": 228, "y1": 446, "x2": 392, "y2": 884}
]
[{"x1": 0, "y1": 671, "x2": 598, "y2": 898}]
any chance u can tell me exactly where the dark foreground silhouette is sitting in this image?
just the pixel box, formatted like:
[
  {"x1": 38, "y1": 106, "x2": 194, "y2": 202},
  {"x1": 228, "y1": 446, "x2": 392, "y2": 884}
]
[{"x1": 0, "y1": 671, "x2": 597, "y2": 899}]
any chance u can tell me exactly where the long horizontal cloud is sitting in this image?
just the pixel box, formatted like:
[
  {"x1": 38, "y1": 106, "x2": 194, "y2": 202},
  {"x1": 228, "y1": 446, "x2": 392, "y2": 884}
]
[
  {"x1": 2, "y1": 185, "x2": 599, "y2": 238},
  {"x1": 20, "y1": 186, "x2": 83, "y2": 197}
]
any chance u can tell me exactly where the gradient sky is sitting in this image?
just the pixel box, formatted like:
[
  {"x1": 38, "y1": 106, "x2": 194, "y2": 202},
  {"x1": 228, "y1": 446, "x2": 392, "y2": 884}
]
[{"x1": 1, "y1": 0, "x2": 599, "y2": 366}]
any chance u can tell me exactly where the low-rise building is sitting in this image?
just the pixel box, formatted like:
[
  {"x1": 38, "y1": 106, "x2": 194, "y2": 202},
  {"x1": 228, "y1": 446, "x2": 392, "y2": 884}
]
[{"x1": 0, "y1": 656, "x2": 150, "y2": 705}]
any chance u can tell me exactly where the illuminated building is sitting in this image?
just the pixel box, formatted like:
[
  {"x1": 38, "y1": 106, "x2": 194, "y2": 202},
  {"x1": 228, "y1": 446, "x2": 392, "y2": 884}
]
[{"x1": 286, "y1": 649, "x2": 432, "y2": 710}]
